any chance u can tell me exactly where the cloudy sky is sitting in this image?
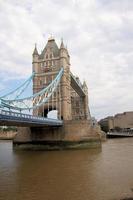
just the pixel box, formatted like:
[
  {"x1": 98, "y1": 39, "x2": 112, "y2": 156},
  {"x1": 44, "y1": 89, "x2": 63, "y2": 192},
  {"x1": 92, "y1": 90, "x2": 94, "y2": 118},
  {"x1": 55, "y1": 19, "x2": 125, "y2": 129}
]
[{"x1": 0, "y1": 0, "x2": 133, "y2": 120}]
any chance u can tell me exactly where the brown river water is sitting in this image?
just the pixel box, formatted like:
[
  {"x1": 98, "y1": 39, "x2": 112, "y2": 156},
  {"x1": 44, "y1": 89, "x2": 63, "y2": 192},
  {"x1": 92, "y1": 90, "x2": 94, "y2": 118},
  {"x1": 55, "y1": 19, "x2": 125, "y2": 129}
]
[{"x1": 0, "y1": 139, "x2": 133, "y2": 200}]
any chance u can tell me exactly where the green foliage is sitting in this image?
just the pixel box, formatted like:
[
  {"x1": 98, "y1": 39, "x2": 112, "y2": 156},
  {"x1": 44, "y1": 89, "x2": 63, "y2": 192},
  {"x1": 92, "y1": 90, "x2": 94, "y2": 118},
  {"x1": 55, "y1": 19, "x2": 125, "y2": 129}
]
[
  {"x1": 0, "y1": 126, "x2": 17, "y2": 132},
  {"x1": 99, "y1": 124, "x2": 109, "y2": 133}
]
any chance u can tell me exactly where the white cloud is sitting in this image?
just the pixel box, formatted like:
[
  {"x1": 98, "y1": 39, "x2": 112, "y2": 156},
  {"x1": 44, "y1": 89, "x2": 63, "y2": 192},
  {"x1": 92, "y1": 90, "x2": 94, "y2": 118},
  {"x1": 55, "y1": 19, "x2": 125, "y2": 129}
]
[{"x1": 0, "y1": 0, "x2": 133, "y2": 119}]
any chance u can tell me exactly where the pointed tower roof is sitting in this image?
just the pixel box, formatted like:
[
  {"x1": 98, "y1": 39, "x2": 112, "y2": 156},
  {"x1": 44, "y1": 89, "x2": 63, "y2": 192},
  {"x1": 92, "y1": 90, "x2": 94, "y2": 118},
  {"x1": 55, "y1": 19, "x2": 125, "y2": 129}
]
[
  {"x1": 60, "y1": 38, "x2": 65, "y2": 49},
  {"x1": 83, "y1": 80, "x2": 88, "y2": 88},
  {"x1": 66, "y1": 45, "x2": 70, "y2": 57},
  {"x1": 33, "y1": 44, "x2": 38, "y2": 55},
  {"x1": 39, "y1": 37, "x2": 59, "y2": 59}
]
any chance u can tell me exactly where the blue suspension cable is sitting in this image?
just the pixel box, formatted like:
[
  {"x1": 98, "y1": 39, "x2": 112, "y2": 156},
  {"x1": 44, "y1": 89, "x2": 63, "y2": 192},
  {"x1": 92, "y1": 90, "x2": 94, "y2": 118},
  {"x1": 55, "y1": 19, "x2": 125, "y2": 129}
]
[
  {"x1": 0, "y1": 72, "x2": 35, "y2": 100},
  {"x1": 1, "y1": 68, "x2": 63, "y2": 111}
]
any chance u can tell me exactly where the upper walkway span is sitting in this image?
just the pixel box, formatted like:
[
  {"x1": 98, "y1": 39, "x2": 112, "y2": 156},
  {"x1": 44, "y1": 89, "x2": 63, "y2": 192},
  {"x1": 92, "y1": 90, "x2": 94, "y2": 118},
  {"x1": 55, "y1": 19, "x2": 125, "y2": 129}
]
[
  {"x1": 0, "y1": 110, "x2": 63, "y2": 127},
  {"x1": 70, "y1": 72, "x2": 86, "y2": 97}
]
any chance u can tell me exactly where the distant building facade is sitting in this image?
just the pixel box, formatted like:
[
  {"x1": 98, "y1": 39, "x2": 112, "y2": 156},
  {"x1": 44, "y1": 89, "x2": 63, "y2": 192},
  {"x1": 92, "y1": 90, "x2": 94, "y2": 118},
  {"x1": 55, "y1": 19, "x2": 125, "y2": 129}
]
[{"x1": 99, "y1": 111, "x2": 133, "y2": 132}]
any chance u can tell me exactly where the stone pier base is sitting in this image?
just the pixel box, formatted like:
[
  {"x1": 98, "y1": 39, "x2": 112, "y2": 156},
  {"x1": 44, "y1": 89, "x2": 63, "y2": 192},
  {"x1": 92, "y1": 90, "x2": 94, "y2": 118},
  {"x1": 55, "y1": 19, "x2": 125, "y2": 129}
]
[{"x1": 13, "y1": 120, "x2": 102, "y2": 150}]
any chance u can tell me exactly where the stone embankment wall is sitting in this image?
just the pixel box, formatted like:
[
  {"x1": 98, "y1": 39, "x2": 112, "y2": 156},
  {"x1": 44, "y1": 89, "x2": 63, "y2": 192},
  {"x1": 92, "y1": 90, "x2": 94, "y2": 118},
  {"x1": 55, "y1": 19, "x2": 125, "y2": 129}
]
[
  {"x1": 13, "y1": 119, "x2": 104, "y2": 150},
  {"x1": 0, "y1": 131, "x2": 17, "y2": 140}
]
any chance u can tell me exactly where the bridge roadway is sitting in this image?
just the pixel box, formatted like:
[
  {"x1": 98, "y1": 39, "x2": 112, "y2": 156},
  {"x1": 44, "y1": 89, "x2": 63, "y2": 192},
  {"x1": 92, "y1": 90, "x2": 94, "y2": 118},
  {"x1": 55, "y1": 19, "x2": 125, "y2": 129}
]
[{"x1": 0, "y1": 110, "x2": 63, "y2": 127}]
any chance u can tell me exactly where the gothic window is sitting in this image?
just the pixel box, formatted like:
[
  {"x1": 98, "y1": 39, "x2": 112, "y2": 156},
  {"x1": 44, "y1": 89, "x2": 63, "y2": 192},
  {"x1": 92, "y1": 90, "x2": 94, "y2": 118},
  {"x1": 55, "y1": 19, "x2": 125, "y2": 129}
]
[
  {"x1": 40, "y1": 80, "x2": 42, "y2": 85},
  {"x1": 49, "y1": 60, "x2": 52, "y2": 66},
  {"x1": 47, "y1": 76, "x2": 51, "y2": 83},
  {"x1": 54, "y1": 92, "x2": 56, "y2": 98},
  {"x1": 52, "y1": 60, "x2": 55, "y2": 66},
  {"x1": 46, "y1": 54, "x2": 48, "y2": 59},
  {"x1": 50, "y1": 54, "x2": 52, "y2": 58},
  {"x1": 76, "y1": 108, "x2": 79, "y2": 114},
  {"x1": 44, "y1": 77, "x2": 47, "y2": 84},
  {"x1": 41, "y1": 63, "x2": 43, "y2": 68},
  {"x1": 76, "y1": 101, "x2": 79, "y2": 107}
]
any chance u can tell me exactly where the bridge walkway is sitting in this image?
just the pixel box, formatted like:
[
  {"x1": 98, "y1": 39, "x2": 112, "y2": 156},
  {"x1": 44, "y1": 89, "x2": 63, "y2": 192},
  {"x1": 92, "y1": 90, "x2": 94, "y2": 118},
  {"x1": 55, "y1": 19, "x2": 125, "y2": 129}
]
[{"x1": 0, "y1": 110, "x2": 63, "y2": 127}]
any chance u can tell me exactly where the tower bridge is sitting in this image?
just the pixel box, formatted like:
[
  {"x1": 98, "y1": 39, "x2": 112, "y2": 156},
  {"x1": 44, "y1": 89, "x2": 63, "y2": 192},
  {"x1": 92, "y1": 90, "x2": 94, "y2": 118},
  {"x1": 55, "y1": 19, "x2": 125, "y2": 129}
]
[{"x1": 0, "y1": 37, "x2": 101, "y2": 150}]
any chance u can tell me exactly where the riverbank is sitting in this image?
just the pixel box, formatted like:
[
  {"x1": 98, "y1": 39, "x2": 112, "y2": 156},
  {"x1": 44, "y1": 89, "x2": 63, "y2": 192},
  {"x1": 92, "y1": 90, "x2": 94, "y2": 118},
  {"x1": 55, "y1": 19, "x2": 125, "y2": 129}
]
[{"x1": 0, "y1": 131, "x2": 17, "y2": 140}]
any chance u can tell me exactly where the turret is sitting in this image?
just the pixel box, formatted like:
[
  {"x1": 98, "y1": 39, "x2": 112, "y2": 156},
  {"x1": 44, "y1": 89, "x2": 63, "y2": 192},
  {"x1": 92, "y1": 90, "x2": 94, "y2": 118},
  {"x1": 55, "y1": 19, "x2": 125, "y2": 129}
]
[
  {"x1": 59, "y1": 39, "x2": 70, "y2": 69},
  {"x1": 82, "y1": 80, "x2": 89, "y2": 119},
  {"x1": 66, "y1": 45, "x2": 70, "y2": 64},
  {"x1": 32, "y1": 44, "x2": 39, "y2": 62},
  {"x1": 60, "y1": 38, "x2": 65, "y2": 49},
  {"x1": 82, "y1": 81, "x2": 88, "y2": 94},
  {"x1": 32, "y1": 44, "x2": 39, "y2": 73},
  {"x1": 59, "y1": 39, "x2": 68, "y2": 58},
  {"x1": 59, "y1": 39, "x2": 71, "y2": 120}
]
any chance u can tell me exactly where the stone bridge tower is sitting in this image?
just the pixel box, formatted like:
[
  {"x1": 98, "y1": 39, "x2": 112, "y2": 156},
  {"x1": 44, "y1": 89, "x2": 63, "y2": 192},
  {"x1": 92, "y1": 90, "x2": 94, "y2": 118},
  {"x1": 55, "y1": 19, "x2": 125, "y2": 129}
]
[
  {"x1": 32, "y1": 37, "x2": 91, "y2": 121},
  {"x1": 14, "y1": 37, "x2": 101, "y2": 150}
]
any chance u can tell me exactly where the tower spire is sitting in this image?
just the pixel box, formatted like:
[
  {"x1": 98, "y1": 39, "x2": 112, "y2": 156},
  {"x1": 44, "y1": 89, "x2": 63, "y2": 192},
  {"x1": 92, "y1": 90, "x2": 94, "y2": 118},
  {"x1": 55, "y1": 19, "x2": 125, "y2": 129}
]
[
  {"x1": 83, "y1": 80, "x2": 88, "y2": 88},
  {"x1": 60, "y1": 38, "x2": 65, "y2": 49},
  {"x1": 33, "y1": 43, "x2": 38, "y2": 55}
]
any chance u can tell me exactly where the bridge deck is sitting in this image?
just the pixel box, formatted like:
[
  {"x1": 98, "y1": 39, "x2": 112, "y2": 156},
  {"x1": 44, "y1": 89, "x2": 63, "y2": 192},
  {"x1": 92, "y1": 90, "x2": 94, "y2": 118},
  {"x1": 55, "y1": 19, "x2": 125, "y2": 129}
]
[{"x1": 0, "y1": 110, "x2": 63, "y2": 127}]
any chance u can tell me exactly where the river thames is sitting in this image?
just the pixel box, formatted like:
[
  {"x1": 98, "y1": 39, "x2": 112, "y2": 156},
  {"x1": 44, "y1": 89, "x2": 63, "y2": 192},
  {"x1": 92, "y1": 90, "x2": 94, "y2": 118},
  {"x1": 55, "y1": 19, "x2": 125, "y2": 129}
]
[{"x1": 0, "y1": 138, "x2": 133, "y2": 200}]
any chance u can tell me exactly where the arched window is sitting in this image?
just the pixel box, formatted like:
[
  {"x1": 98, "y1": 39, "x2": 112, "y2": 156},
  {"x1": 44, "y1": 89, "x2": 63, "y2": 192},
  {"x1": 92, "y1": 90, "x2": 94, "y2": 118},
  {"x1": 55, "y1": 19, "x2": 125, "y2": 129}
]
[
  {"x1": 47, "y1": 76, "x2": 51, "y2": 83},
  {"x1": 40, "y1": 80, "x2": 42, "y2": 85},
  {"x1": 49, "y1": 61, "x2": 52, "y2": 66},
  {"x1": 44, "y1": 77, "x2": 47, "y2": 84},
  {"x1": 51, "y1": 60, "x2": 55, "y2": 67},
  {"x1": 46, "y1": 54, "x2": 48, "y2": 59},
  {"x1": 40, "y1": 63, "x2": 43, "y2": 68}
]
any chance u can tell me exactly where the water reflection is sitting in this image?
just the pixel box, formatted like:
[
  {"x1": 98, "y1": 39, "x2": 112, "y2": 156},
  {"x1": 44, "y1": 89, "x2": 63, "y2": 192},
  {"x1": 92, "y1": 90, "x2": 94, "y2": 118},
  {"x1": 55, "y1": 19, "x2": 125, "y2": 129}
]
[{"x1": 0, "y1": 139, "x2": 133, "y2": 200}]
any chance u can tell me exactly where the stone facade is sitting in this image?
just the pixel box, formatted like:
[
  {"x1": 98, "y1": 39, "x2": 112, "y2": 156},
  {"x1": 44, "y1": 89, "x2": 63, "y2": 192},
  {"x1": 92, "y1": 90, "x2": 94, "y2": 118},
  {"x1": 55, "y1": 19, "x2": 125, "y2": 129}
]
[
  {"x1": 13, "y1": 37, "x2": 102, "y2": 150},
  {"x1": 32, "y1": 37, "x2": 91, "y2": 121},
  {"x1": 99, "y1": 111, "x2": 133, "y2": 132},
  {"x1": 14, "y1": 120, "x2": 101, "y2": 150},
  {"x1": 0, "y1": 131, "x2": 17, "y2": 139}
]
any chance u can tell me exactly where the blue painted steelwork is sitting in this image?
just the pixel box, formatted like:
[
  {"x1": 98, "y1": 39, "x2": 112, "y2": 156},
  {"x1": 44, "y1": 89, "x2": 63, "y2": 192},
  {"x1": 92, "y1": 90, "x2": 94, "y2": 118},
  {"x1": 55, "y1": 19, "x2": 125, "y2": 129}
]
[
  {"x1": 0, "y1": 72, "x2": 35, "y2": 100},
  {"x1": 0, "y1": 68, "x2": 63, "y2": 111},
  {"x1": 0, "y1": 110, "x2": 63, "y2": 127}
]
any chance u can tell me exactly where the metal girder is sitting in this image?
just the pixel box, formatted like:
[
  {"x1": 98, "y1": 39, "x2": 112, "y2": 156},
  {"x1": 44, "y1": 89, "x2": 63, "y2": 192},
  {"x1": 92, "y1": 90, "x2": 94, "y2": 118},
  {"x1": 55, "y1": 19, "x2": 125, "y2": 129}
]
[
  {"x1": 0, "y1": 110, "x2": 63, "y2": 127},
  {"x1": 70, "y1": 73, "x2": 85, "y2": 97}
]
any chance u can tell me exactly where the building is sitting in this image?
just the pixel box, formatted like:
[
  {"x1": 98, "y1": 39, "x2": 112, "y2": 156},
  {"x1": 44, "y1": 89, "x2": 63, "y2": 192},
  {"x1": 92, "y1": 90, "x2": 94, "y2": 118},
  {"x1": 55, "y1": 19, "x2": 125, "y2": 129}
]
[
  {"x1": 32, "y1": 37, "x2": 91, "y2": 121},
  {"x1": 13, "y1": 37, "x2": 103, "y2": 150},
  {"x1": 99, "y1": 111, "x2": 133, "y2": 132}
]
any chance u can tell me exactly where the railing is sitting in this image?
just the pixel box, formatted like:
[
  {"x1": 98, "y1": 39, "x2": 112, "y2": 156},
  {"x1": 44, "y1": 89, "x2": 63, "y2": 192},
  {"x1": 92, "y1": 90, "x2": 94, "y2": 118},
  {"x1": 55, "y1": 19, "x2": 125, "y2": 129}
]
[
  {"x1": 0, "y1": 109, "x2": 63, "y2": 124},
  {"x1": 70, "y1": 72, "x2": 83, "y2": 88},
  {"x1": 107, "y1": 131, "x2": 133, "y2": 136}
]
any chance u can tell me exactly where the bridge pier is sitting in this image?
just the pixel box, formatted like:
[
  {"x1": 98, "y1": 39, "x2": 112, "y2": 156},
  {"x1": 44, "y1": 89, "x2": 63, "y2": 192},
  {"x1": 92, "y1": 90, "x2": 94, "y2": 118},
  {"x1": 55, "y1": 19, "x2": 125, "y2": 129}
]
[{"x1": 13, "y1": 120, "x2": 101, "y2": 150}]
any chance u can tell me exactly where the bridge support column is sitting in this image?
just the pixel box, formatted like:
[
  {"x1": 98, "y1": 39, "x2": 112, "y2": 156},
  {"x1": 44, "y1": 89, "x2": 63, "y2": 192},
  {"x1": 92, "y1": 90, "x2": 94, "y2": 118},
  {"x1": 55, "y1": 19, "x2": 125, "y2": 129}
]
[
  {"x1": 13, "y1": 120, "x2": 102, "y2": 150},
  {"x1": 60, "y1": 68, "x2": 72, "y2": 120},
  {"x1": 84, "y1": 95, "x2": 89, "y2": 119}
]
